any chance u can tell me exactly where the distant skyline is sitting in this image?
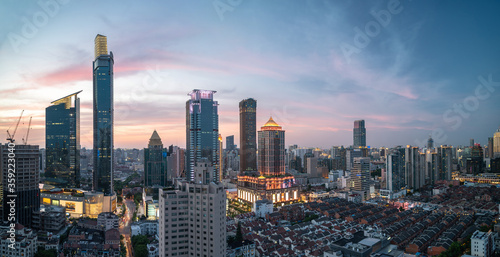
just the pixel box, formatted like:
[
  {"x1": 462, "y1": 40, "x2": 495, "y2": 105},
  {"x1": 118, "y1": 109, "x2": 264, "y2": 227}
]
[{"x1": 1, "y1": 1, "x2": 499, "y2": 149}]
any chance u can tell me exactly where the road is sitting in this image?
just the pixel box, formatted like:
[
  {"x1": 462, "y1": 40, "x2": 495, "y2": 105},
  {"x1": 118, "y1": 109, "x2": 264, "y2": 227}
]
[{"x1": 119, "y1": 199, "x2": 136, "y2": 257}]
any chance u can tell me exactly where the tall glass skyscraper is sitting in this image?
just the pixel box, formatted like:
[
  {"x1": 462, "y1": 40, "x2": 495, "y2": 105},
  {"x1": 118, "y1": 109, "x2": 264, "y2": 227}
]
[
  {"x1": 93, "y1": 34, "x2": 114, "y2": 195},
  {"x1": 353, "y1": 120, "x2": 366, "y2": 148},
  {"x1": 239, "y1": 98, "x2": 257, "y2": 172},
  {"x1": 186, "y1": 89, "x2": 219, "y2": 183},
  {"x1": 387, "y1": 147, "x2": 405, "y2": 192},
  {"x1": 144, "y1": 130, "x2": 168, "y2": 187},
  {"x1": 45, "y1": 91, "x2": 81, "y2": 188}
]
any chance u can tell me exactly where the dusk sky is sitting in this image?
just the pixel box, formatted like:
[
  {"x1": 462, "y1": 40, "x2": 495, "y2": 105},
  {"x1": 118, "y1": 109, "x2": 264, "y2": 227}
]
[{"x1": 1, "y1": 0, "x2": 499, "y2": 149}]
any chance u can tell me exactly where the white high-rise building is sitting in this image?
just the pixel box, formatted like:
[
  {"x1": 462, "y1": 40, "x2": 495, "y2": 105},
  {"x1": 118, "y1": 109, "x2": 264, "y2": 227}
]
[
  {"x1": 159, "y1": 171, "x2": 226, "y2": 257},
  {"x1": 471, "y1": 230, "x2": 494, "y2": 257}
]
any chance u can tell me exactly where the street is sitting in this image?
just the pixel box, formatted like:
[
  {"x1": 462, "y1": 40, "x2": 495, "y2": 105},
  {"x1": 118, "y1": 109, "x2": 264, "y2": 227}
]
[{"x1": 119, "y1": 199, "x2": 136, "y2": 257}]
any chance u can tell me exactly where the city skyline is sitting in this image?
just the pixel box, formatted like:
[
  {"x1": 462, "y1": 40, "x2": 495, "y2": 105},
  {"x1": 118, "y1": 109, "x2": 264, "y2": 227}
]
[{"x1": 1, "y1": 1, "x2": 500, "y2": 149}]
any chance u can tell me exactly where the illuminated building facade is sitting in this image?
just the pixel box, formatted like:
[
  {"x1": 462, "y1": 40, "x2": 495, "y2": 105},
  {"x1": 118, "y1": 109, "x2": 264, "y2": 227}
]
[
  {"x1": 40, "y1": 188, "x2": 114, "y2": 218},
  {"x1": 93, "y1": 34, "x2": 114, "y2": 196},
  {"x1": 186, "y1": 89, "x2": 220, "y2": 183},
  {"x1": 238, "y1": 117, "x2": 299, "y2": 205},
  {"x1": 239, "y1": 98, "x2": 257, "y2": 172},
  {"x1": 387, "y1": 147, "x2": 405, "y2": 192},
  {"x1": 45, "y1": 91, "x2": 81, "y2": 188},
  {"x1": 353, "y1": 119, "x2": 366, "y2": 148},
  {"x1": 494, "y1": 128, "x2": 500, "y2": 158}
]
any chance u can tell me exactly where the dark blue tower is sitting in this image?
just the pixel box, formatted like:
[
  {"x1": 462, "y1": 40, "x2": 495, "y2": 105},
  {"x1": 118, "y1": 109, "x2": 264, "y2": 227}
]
[{"x1": 93, "y1": 34, "x2": 114, "y2": 195}]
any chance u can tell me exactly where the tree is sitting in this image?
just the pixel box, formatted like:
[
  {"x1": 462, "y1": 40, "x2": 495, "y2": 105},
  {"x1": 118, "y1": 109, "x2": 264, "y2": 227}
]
[
  {"x1": 34, "y1": 247, "x2": 57, "y2": 257},
  {"x1": 236, "y1": 222, "x2": 243, "y2": 242},
  {"x1": 399, "y1": 207, "x2": 404, "y2": 212},
  {"x1": 134, "y1": 244, "x2": 148, "y2": 257}
]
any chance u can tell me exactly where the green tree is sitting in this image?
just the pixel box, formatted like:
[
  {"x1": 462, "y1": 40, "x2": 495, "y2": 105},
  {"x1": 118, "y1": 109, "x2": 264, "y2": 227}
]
[
  {"x1": 236, "y1": 222, "x2": 243, "y2": 242},
  {"x1": 34, "y1": 247, "x2": 57, "y2": 257},
  {"x1": 134, "y1": 244, "x2": 148, "y2": 257}
]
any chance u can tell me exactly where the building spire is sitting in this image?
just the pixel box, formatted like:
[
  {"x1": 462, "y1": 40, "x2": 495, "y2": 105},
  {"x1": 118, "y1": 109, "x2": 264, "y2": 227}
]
[{"x1": 149, "y1": 130, "x2": 163, "y2": 146}]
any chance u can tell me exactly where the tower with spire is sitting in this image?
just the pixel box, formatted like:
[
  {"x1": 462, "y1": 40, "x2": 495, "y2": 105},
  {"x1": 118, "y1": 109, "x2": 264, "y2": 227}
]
[
  {"x1": 237, "y1": 117, "x2": 300, "y2": 205},
  {"x1": 144, "y1": 130, "x2": 169, "y2": 187}
]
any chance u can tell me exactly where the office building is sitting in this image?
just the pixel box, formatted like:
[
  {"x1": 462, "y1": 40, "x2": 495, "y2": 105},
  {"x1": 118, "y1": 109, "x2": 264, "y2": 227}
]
[
  {"x1": 159, "y1": 178, "x2": 226, "y2": 257},
  {"x1": 426, "y1": 151, "x2": 438, "y2": 185},
  {"x1": 239, "y1": 98, "x2": 257, "y2": 172},
  {"x1": 186, "y1": 89, "x2": 220, "y2": 183},
  {"x1": 386, "y1": 147, "x2": 405, "y2": 192},
  {"x1": 350, "y1": 157, "x2": 370, "y2": 200},
  {"x1": 405, "y1": 146, "x2": 424, "y2": 190},
  {"x1": 238, "y1": 117, "x2": 300, "y2": 205},
  {"x1": 1, "y1": 144, "x2": 40, "y2": 227},
  {"x1": 226, "y1": 135, "x2": 235, "y2": 151},
  {"x1": 93, "y1": 34, "x2": 114, "y2": 196},
  {"x1": 437, "y1": 146, "x2": 453, "y2": 181},
  {"x1": 487, "y1": 137, "x2": 494, "y2": 159},
  {"x1": 466, "y1": 144, "x2": 484, "y2": 175},
  {"x1": 494, "y1": 128, "x2": 500, "y2": 158},
  {"x1": 45, "y1": 91, "x2": 81, "y2": 188},
  {"x1": 353, "y1": 120, "x2": 366, "y2": 148},
  {"x1": 219, "y1": 134, "x2": 223, "y2": 180},
  {"x1": 144, "y1": 130, "x2": 168, "y2": 187},
  {"x1": 427, "y1": 136, "x2": 434, "y2": 150}
]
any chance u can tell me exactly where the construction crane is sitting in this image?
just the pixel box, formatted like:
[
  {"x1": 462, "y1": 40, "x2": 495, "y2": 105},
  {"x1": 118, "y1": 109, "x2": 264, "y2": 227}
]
[
  {"x1": 22, "y1": 116, "x2": 32, "y2": 145},
  {"x1": 6, "y1": 110, "x2": 24, "y2": 143}
]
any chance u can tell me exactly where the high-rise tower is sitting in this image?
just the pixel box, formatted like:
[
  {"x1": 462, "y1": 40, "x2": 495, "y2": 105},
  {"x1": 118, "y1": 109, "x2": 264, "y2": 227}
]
[
  {"x1": 494, "y1": 128, "x2": 500, "y2": 158},
  {"x1": 238, "y1": 117, "x2": 299, "y2": 205},
  {"x1": 45, "y1": 91, "x2": 81, "y2": 188},
  {"x1": 239, "y1": 98, "x2": 257, "y2": 172},
  {"x1": 144, "y1": 130, "x2": 168, "y2": 187},
  {"x1": 353, "y1": 120, "x2": 366, "y2": 148},
  {"x1": 186, "y1": 89, "x2": 219, "y2": 183},
  {"x1": 93, "y1": 34, "x2": 114, "y2": 196},
  {"x1": 258, "y1": 117, "x2": 285, "y2": 176}
]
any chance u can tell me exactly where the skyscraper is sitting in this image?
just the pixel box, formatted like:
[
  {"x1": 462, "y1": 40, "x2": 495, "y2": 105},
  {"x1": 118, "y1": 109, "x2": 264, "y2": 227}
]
[
  {"x1": 494, "y1": 128, "x2": 500, "y2": 158},
  {"x1": 387, "y1": 147, "x2": 406, "y2": 192},
  {"x1": 487, "y1": 137, "x2": 494, "y2": 159},
  {"x1": 225, "y1": 135, "x2": 234, "y2": 151},
  {"x1": 405, "y1": 146, "x2": 424, "y2": 190},
  {"x1": 186, "y1": 89, "x2": 219, "y2": 183},
  {"x1": 93, "y1": 34, "x2": 114, "y2": 196},
  {"x1": 353, "y1": 120, "x2": 366, "y2": 148},
  {"x1": 159, "y1": 175, "x2": 227, "y2": 257},
  {"x1": 239, "y1": 98, "x2": 257, "y2": 172},
  {"x1": 258, "y1": 117, "x2": 285, "y2": 176},
  {"x1": 238, "y1": 117, "x2": 299, "y2": 204},
  {"x1": 427, "y1": 135, "x2": 434, "y2": 150},
  {"x1": 1, "y1": 144, "x2": 40, "y2": 227},
  {"x1": 350, "y1": 157, "x2": 370, "y2": 197},
  {"x1": 45, "y1": 91, "x2": 81, "y2": 188},
  {"x1": 144, "y1": 130, "x2": 168, "y2": 187},
  {"x1": 437, "y1": 146, "x2": 453, "y2": 181}
]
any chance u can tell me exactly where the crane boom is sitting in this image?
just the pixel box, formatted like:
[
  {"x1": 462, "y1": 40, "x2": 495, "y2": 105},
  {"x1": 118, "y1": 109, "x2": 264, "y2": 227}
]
[
  {"x1": 23, "y1": 116, "x2": 32, "y2": 145},
  {"x1": 6, "y1": 110, "x2": 24, "y2": 143}
]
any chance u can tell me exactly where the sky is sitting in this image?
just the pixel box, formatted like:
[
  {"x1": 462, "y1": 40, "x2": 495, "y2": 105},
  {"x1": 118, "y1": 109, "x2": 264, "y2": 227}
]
[{"x1": 0, "y1": 0, "x2": 499, "y2": 149}]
